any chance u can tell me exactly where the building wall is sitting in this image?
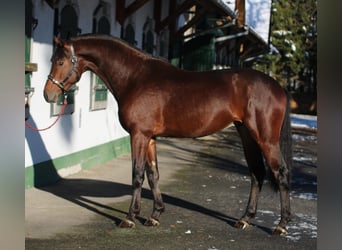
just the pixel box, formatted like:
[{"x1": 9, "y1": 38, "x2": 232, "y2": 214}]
[{"x1": 25, "y1": 0, "x2": 170, "y2": 188}]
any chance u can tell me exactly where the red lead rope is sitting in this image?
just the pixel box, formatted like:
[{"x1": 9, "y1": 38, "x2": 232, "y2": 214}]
[{"x1": 25, "y1": 97, "x2": 67, "y2": 132}]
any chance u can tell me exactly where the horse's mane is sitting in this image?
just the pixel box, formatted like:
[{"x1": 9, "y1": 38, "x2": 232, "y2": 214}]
[{"x1": 72, "y1": 33, "x2": 169, "y2": 63}]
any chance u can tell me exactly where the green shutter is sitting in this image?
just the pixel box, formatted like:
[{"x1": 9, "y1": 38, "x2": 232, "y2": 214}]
[
  {"x1": 94, "y1": 77, "x2": 107, "y2": 102},
  {"x1": 170, "y1": 41, "x2": 182, "y2": 68},
  {"x1": 183, "y1": 34, "x2": 215, "y2": 71},
  {"x1": 56, "y1": 90, "x2": 75, "y2": 105}
]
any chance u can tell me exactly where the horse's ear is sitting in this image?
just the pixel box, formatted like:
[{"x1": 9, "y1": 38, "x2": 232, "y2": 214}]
[{"x1": 54, "y1": 36, "x2": 65, "y2": 47}]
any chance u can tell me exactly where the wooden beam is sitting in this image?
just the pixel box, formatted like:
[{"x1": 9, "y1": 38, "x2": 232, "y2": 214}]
[
  {"x1": 116, "y1": 0, "x2": 126, "y2": 25},
  {"x1": 174, "y1": 0, "x2": 199, "y2": 17},
  {"x1": 154, "y1": 0, "x2": 162, "y2": 33},
  {"x1": 25, "y1": 63, "x2": 38, "y2": 72},
  {"x1": 167, "y1": 0, "x2": 177, "y2": 38},
  {"x1": 116, "y1": 0, "x2": 151, "y2": 26},
  {"x1": 175, "y1": 7, "x2": 207, "y2": 37},
  {"x1": 126, "y1": 0, "x2": 150, "y2": 18},
  {"x1": 159, "y1": 0, "x2": 198, "y2": 33},
  {"x1": 44, "y1": 0, "x2": 59, "y2": 8},
  {"x1": 235, "y1": 0, "x2": 245, "y2": 28}
]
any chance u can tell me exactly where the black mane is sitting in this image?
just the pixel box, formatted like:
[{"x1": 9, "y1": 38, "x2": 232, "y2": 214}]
[{"x1": 71, "y1": 33, "x2": 169, "y2": 63}]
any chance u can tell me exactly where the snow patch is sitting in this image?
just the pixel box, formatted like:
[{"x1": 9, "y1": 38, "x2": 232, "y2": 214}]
[
  {"x1": 291, "y1": 191, "x2": 317, "y2": 201},
  {"x1": 291, "y1": 114, "x2": 317, "y2": 129},
  {"x1": 285, "y1": 213, "x2": 317, "y2": 241}
]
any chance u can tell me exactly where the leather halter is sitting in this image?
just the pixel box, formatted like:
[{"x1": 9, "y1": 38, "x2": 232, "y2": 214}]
[{"x1": 48, "y1": 43, "x2": 80, "y2": 93}]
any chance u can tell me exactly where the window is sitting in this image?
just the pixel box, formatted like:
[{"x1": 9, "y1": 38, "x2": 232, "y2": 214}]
[
  {"x1": 97, "y1": 16, "x2": 110, "y2": 34},
  {"x1": 142, "y1": 17, "x2": 154, "y2": 54},
  {"x1": 90, "y1": 4, "x2": 111, "y2": 111},
  {"x1": 122, "y1": 16, "x2": 136, "y2": 46},
  {"x1": 157, "y1": 28, "x2": 169, "y2": 59},
  {"x1": 51, "y1": 3, "x2": 80, "y2": 116},
  {"x1": 60, "y1": 5, "x2": 79, "y2": 39}
]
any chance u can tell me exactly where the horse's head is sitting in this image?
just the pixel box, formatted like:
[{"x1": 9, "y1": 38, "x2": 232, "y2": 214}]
[{"x1": 44, "y1": 37, "x2": 80, "y2": 103}]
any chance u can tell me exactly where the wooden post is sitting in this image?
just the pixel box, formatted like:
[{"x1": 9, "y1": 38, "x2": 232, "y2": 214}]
[{"x1": 235, "y1": 0, "x2": 245, "y2": 28}]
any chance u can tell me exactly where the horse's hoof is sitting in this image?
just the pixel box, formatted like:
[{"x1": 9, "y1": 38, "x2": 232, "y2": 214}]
[
  {"x1": 144, "y1": 217, "x2": 160, "y2": 227},
  {"x1": 272, "y1": 226, "x2": 288, "y2": 236},
  {"x1": 119, "y1": 218, "x2": 136, "y2": 228},
  {"x1": 234, "y1": 220, "x2": 250, "y2": 230}
]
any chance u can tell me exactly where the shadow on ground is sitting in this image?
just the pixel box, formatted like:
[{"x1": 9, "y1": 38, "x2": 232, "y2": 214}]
[{"x1": 40, "y1": 176, "x2": 274, "y2": 235}]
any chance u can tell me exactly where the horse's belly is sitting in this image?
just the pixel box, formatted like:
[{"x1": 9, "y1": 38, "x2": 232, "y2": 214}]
[{"x1": 159, "y1": 110, "x2": 234, "y2": 138}]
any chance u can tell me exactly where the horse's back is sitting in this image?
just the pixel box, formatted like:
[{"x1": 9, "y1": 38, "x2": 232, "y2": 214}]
[{"x1": 151, "y1": 65, "x2": 285, "y2": 101}]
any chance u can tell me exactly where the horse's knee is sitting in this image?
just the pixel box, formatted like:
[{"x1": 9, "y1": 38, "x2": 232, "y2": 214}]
[
  {"x1": 279, "y1": 164, "x2": 290, "y2": 186},
  {"x1": 133, "y1": 177, "x2": 144, "y2": 188},
  {"x1": 133, "y1": 169, "x2": 145, "y2": 188},
  {"x1": 271, "y1": 163, "x2": 290, "y2": 188}
]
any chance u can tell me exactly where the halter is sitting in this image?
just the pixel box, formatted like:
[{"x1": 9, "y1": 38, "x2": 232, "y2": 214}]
[{"x1": 48, "y1": 43, "x2": 80, "y2": 94}]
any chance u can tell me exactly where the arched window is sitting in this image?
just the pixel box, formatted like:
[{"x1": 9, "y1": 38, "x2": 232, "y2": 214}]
[
  {"x1": 98, "y1": 16, "x2": 110, "y2": 34},
  {"x1": 124, "y1": 23, "x2": 135, "y2": 46},
  {"x1": 157, "y1": 28, "x2": 169, "y2": 59},
  {"x1": 60, "y1": 5, "x2": 79, "y2": 39},
  {"x1": 142, "y1": 17, "x2": 154, "y2": 54},
  {"x1": 52, "y1": 3, "x2": 80, "y2": 116},
  {"x1": 143, "y1": 30, "x2": 154, "y2": 54}
]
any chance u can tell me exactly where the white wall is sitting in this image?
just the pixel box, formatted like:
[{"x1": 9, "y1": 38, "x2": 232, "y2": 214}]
[
  {"x1": 26, "y1": 0, "x2": 159, "y2": 167},
  {"x1": 25, "y1": 0, "x2": 175, "y2": 169}
]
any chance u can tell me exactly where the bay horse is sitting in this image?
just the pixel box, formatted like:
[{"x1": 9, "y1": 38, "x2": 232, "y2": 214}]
[{"x1": 44, "y1": 34, "x2": 292, "y2": 236}]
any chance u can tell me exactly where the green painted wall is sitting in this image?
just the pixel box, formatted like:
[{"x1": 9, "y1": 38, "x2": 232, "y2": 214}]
[{"x1": 25, "y1": 136, "x2": 130, "y2": 188}]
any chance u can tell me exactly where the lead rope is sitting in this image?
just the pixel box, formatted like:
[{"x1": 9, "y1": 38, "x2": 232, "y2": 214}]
[{"x1": 25, "y1": 95, "x2": 67, "y2": 132}]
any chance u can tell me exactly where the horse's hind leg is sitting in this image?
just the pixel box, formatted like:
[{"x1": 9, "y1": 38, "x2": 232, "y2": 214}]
[
  {"x1": 260, "y1": 142, "x2": 291, "y2": 235},
  {"x1": 234, "y1": 122, "x2": 266, "y2": 230},
  {"x1": 144, "y1": 138, "x2": 165, "y2": 226}
]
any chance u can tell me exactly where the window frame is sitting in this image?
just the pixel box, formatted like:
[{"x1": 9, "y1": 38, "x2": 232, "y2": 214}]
[{"x1": 90, "y1": 3, "x2": 111, "y2": 111}]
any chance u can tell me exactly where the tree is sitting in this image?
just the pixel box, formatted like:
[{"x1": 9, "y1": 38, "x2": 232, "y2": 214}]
[{"x1": 254, "y1": 0, "x2": 317, "y2": 92}]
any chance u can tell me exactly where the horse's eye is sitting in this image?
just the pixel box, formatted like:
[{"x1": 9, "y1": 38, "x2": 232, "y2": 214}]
[{"x1": 57, "y1": 61, "x2": 64, "y2": 66}]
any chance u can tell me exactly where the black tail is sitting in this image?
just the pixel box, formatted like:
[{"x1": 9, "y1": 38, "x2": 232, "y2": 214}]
[
  {"x1": 281, "y1": 91, "x2": 293, "y2": 172},
  {"x1": 269, "y1": 90, "x2": 293, "y2": 190}
]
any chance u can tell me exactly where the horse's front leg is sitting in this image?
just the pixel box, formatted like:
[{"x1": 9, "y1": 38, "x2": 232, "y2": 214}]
[
  {"x1": 144, "y1": 138, "x2": 165, "y2": 226},
  {"x1": 119, "y1": 132, "x2": 150, "y2": 228}
]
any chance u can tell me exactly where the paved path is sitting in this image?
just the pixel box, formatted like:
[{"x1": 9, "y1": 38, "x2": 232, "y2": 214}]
[
  {"x1": 26, "y1": 126, "x2": 317, "y2": 249},
  {"x1": 25, "y1": 135, "x2": 187, "y2": 239}
]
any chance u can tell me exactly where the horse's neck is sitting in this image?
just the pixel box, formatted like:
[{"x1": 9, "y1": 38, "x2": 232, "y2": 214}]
[{"x1": 76, "y1": 39, "x2": 144, "y2": 100}]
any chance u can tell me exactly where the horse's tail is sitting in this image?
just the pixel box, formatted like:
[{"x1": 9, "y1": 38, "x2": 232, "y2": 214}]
[{"x1": 270, "y1": 90, "x2": 293, "y2": 191}]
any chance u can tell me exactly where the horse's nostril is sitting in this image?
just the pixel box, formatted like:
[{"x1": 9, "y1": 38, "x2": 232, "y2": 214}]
[{"x1": 43, "y1": 91, "x2": 57, "y2": 103}]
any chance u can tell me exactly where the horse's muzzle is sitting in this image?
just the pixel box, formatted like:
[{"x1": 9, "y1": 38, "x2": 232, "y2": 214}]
[{"x1": 43, "y1": 90, "x2": 59, "y2": 103}]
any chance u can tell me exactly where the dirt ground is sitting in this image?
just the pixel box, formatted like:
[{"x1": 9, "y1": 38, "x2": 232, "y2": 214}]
[{"x1": 26, "y1": 126, "x2": 317, "y2": 250}]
